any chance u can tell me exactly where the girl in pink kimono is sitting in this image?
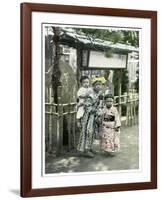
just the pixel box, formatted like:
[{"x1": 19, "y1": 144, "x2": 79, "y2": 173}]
[{"x1": 99, "y1": 94, "x2": 121, "y2": 155}]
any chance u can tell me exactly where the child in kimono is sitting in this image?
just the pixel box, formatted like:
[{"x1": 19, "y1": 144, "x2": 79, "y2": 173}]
[
  {"x1": 77, "y1": 77, "x2": 104, "y2": 158},
  {"x1": 99, "y1": 94, "x2": 121, "y2": 155},
  {"x1": 76, "y1": 76, "x2": 92, "y2": 128}
]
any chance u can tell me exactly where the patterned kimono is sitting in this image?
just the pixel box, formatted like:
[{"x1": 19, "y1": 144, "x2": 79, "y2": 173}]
[
  {"x1": 76, "y1": 87, "x2": 92, "y2": 120},
  {"x1": 77, "y1": 89, "x2": 101, "y2": 152},
  {"x1": 99, "y1": 106, "x2": 121, "y2": 152}
]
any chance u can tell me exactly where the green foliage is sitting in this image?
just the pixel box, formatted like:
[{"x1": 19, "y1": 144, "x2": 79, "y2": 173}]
[
  {"x1": 45, "y1": 35, "x2": 53, "y2": 61},
  {"x1": 74, "y1": 28, "x2": 139, "y2": 47},
  {"x1": 113, "y1": 69, "x2": 129, "y2": 96},
  {"x1": 105, "y1": 49, "x2": 114, "y2": 58},
  {"x1": 121, "y1": 69, "x2": 129, "y2": 93},
  {"x1": 121, "y1": 30, "x2": 139, "y2": 47}
]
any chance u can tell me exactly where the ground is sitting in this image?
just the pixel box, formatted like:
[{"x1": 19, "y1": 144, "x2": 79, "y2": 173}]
[{"x1": 45, "y1": 125, "x2": 139, "y2": 173}]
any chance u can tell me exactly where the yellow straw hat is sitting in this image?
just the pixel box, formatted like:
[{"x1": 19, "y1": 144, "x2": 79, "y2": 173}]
[{"x1": 91, "y1": 76, "x2": 106, "y2": 85}]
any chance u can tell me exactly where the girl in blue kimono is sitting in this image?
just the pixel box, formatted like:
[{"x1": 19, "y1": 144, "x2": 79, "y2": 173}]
[{"x1": 77, "y1": 77, "x2": 104, "y2": 158}]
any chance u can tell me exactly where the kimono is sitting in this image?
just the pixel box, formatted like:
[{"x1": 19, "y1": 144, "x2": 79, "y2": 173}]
[
  {"x1": 77, "y1": 89, "x2": 101, "y2": 152},
  {"x1": 99, "y1": 106, "x2": 121, "y2": 153},
  {"x1": 76, "y1": 87, "x2": 92, "y2": 120}
]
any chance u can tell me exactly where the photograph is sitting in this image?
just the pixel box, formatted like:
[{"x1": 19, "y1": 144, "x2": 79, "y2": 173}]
[
  {"x1": 44, "y1": 25, "x2": 140, "y2": 174},
  {"x1": 21, "y1": 3, "x2": 157, "y2": 197}
]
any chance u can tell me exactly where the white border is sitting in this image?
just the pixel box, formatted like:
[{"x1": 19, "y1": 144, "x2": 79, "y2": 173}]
[{"x1": 32, "y1": 12, "x2": 151, "y2": 189}]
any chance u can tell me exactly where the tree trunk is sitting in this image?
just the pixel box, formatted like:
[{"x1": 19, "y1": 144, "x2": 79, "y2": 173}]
[
  {"x1": 51, "y1": 27, "x2": 61, "y2": 104},
  {"x1": 76, "y1": 46, "x2": 81, "y2": 87}
]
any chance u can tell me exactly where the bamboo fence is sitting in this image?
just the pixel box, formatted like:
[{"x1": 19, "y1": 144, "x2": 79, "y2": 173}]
[{"x1": 45, "y1": 86, "x2": 139, "y2": 155}]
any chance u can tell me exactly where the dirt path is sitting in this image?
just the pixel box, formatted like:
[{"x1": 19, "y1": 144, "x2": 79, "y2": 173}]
[{"x1": 46, "y1": 125, "x2": 139, "y2": 173}]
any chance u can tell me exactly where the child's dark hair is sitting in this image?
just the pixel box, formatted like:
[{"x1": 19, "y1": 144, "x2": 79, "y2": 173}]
[
  {"x1": 104, "y1": 93, "x2": 114, "y2": 100},
  {"x1": 80, "y1": 76, "x2": 89, "y2": 83}
]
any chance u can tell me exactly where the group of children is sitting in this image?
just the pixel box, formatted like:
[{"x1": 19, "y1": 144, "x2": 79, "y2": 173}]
[{"x1": 76, "y1": 76, "x2": 121, "y2": 158}]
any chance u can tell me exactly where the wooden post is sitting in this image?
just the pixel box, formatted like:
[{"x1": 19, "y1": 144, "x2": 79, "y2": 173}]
[
  {"x1": 133, "y1": 93, "x2": 136, "y2": 125},
  {"x1": 67, "y1": 99, "x2": 71, "y2": 151},
  {"x1": 126, "y1": 92, "x2": 130, "y2": 126},
  {"x1": 45, "y1": 87, "x2": 48, "y2": 152},
  {"x1": 129, "y1": 92, "x2": 133, "y2": 126},
  {"x1": 118, "y1": 69, "x2": 122, "y2": 116},
  {"x1": 125, "y1": 93, "x2": 128, "y2": 126},
  {"x1": 56, "y1": 86, "x2": 63, "y2": 156},
  {"x1": 72, "y1": 105, "x2": 76, "y2": 149},
  {"x1": 76, "y1": 46, "x2": 81, "y2": 87},
  {"x1": 52, "y1": 93, "x2": 57, "y2": 153},
  {"x1": 48, "y1": 87, "x2": 53, "y2": 153},
  {"x1": 125, "y1": 54, "x2": 130, "y2": 126}
]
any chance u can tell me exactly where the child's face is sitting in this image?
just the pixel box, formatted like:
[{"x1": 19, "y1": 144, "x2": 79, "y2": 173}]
[
  {"x1": 82, "y1": 79, "x2": 89, "y2": 88},
  {"x1": 105, "y1": 98, "x2": 114, "y2": 108},
  {"x1": 93, "y1": 81, "x2": 103, "y2": 92}
]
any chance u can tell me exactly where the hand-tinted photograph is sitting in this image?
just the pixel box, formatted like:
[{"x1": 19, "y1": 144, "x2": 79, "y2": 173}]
[{"x1": 43, "y1": 25, "x2": 140, "y2": 174}]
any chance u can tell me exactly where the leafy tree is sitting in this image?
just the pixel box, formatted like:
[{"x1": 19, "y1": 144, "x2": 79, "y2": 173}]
[{"x1": 74, "y1": 28, "x2": 139, "y2": 47}]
